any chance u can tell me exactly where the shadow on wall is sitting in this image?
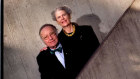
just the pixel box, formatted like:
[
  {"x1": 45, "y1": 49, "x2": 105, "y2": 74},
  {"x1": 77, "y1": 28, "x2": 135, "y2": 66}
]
[
  {"x1": 76, "y1": 14, "x2": 106, "y2": 43},
  {"x1": 4, "y1": 45, "x2": 40, "y2": 79}
]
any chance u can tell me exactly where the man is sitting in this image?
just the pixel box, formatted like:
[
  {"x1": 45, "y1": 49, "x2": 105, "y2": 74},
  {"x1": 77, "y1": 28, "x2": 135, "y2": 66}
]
[{"x1": 37, "y1": 24, "x2": 77, "y2": 79}]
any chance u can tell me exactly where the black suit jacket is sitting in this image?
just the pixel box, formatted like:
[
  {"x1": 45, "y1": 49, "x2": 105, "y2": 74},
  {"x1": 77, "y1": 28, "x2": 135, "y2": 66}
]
[
  {"x1": 58, "y1": 23, "x2": 100, "y2": 74},
  {"x1": 37, "y1": 23, "x2": 100, "y2": 79},
  {"x1": 37, "y1": 47, "x2": 77, "y2": 79}
]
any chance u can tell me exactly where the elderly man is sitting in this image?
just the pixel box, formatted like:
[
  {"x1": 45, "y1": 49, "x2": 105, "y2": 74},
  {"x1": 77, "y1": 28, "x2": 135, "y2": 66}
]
[{"x1": 37, "y1": 24, "x2": 77, "y2": 79}]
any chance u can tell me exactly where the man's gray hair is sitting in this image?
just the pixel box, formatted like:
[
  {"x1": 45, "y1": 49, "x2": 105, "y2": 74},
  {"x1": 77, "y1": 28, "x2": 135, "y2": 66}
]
[{"x1": 39, "y1": 24, "x2": 58, "y2": 36}]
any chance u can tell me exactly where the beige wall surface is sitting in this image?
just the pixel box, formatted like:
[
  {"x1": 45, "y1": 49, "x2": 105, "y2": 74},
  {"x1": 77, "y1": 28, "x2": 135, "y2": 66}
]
[
  {"x1": 77, "y1": 0, "x2": 140, "y2": 79},
  {"x1": 4, "y1": 0, "x2": 133, "y2": 79}
]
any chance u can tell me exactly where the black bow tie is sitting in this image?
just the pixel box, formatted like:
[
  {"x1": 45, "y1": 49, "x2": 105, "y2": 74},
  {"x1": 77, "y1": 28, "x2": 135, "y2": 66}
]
[{"x1": 50, "y1": 47, "x2": 62, "y2": 54}]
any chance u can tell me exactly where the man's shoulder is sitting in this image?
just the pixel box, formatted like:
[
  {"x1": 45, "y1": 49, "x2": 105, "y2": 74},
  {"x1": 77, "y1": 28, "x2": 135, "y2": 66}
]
[
  {"x1": 58, "y1": 30, "x2": 64, "y2": 37},
  {"x1": 37, "y1": 49, "x2": 50, "y2": 59}
]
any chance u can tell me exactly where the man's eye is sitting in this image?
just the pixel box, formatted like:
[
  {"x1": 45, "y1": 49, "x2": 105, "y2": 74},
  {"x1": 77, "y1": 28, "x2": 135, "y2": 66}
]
[
  {"x1": 51, "y1": 32, "x2": 56, "y2": 35},
  {"x1": 44, "y1": 36, "x2": 48, "y2": 39}
]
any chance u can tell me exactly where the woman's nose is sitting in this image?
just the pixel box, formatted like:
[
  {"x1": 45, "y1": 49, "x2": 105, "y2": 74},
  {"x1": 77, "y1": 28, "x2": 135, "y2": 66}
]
[{"x1": 61, "y1": 16, "x2": 65, "y2": 20}]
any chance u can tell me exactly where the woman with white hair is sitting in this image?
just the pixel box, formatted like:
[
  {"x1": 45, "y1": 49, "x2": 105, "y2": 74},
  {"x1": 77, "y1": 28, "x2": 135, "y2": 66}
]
[{"x1": 51, "y1": 5, "x2": 100, "y2": 74}]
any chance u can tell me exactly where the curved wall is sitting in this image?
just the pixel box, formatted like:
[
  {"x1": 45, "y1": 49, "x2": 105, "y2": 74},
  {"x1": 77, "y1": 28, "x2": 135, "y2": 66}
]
[{"x1": 4, "y1": 0, "x2": 133, "y2": 79}]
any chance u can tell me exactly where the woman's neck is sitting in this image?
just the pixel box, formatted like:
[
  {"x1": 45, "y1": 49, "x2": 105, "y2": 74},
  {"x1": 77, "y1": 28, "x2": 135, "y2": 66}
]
[{"x1": 63, "y1": 23, "x2": 73, "y2": 33}]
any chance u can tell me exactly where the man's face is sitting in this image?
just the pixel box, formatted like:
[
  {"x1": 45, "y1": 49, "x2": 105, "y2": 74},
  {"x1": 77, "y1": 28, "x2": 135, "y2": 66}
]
[
  {"x1": 55, "y1": 10, "x2": 71, "y2": 27},
  {"x1": 40, "y1": 26, "x2": 58, "y2": 49}
]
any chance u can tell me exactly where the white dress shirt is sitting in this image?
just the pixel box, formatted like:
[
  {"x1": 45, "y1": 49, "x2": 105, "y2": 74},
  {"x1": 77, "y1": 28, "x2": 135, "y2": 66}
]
[{"x1": 50, "y1": 43, "x2": 66, "y2": 68}]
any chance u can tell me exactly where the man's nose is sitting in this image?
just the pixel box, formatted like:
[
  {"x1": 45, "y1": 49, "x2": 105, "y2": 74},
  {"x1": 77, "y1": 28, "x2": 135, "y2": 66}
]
[{"x1": 48, "y1": 35, "x2": 53, "y2": 40}]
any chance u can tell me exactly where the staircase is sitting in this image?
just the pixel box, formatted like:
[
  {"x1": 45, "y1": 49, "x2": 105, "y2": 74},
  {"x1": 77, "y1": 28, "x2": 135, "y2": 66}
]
[{"x1": 77, "y1": 0, "x2": 140, "y2": 79}]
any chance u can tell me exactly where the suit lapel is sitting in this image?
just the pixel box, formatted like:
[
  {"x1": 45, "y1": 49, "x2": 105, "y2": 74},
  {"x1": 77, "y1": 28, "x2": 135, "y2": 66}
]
[
  {"x1": 63, "y1": 47, "x2": 74, "y2": 69},
  {"x1": 47, "y1": 48, "x2": 66, "y2": 70}
]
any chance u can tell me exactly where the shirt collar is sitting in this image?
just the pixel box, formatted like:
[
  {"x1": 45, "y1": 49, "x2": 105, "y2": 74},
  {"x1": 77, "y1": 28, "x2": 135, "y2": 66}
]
[{"x1": 50, "y1": 42, "x2": 62, "y2": 51}]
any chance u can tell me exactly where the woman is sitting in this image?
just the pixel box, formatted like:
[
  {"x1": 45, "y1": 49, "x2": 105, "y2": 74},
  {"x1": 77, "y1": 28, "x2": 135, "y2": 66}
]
[{"x1": 51, "y1": 5, "x2": 100, "y2": 74}]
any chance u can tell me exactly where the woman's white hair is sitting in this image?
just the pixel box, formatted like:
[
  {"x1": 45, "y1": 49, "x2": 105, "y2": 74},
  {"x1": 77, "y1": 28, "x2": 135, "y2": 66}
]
[{"x1": 51, "y1": 5, "x2": 72, "y2": 21}]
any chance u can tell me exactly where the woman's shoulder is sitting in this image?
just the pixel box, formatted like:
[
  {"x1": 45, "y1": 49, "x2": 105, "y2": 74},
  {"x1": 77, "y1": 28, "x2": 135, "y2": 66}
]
[
  {"x1": 72, "y1": 22, "x2": 92, "y2": 29},
  {"x1": 76, "y1": 25, "x2": 92, "y2": 31},
  {"x1": 37, "y1": 48, "x2": 51, "y2": 58},
  {"x1": 58, "y1": 30, "x2": 64, "y2": 37}
]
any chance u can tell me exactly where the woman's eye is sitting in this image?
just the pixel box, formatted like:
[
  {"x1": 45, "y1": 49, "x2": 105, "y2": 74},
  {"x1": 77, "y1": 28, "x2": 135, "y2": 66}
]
[{"x1": 63, "y1": 14, "x2": 66, "y2": 16}]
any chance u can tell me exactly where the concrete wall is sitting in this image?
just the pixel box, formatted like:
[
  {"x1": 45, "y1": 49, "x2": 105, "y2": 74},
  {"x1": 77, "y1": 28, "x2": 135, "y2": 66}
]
[
  {"x1": 0, "y1": 0, "x2": 1, "y2": 78},
  {"x1": 77, "y1": 0, "x2": 140, "y2": 78},
  {"x1": 4, "y1": 0, "x2": 134, "y2": 79}
]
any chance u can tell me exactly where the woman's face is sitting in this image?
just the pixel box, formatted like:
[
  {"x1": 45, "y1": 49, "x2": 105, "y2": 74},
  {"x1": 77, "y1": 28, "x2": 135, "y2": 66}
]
[{"x1": 55, "y1": 10, "x2": 71, "y2": 27}]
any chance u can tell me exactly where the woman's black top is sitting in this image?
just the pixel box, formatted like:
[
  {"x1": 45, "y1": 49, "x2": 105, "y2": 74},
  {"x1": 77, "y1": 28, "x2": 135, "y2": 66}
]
[{"x1": 58, "y1": 23, "x2": 100, "y2": 75}]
